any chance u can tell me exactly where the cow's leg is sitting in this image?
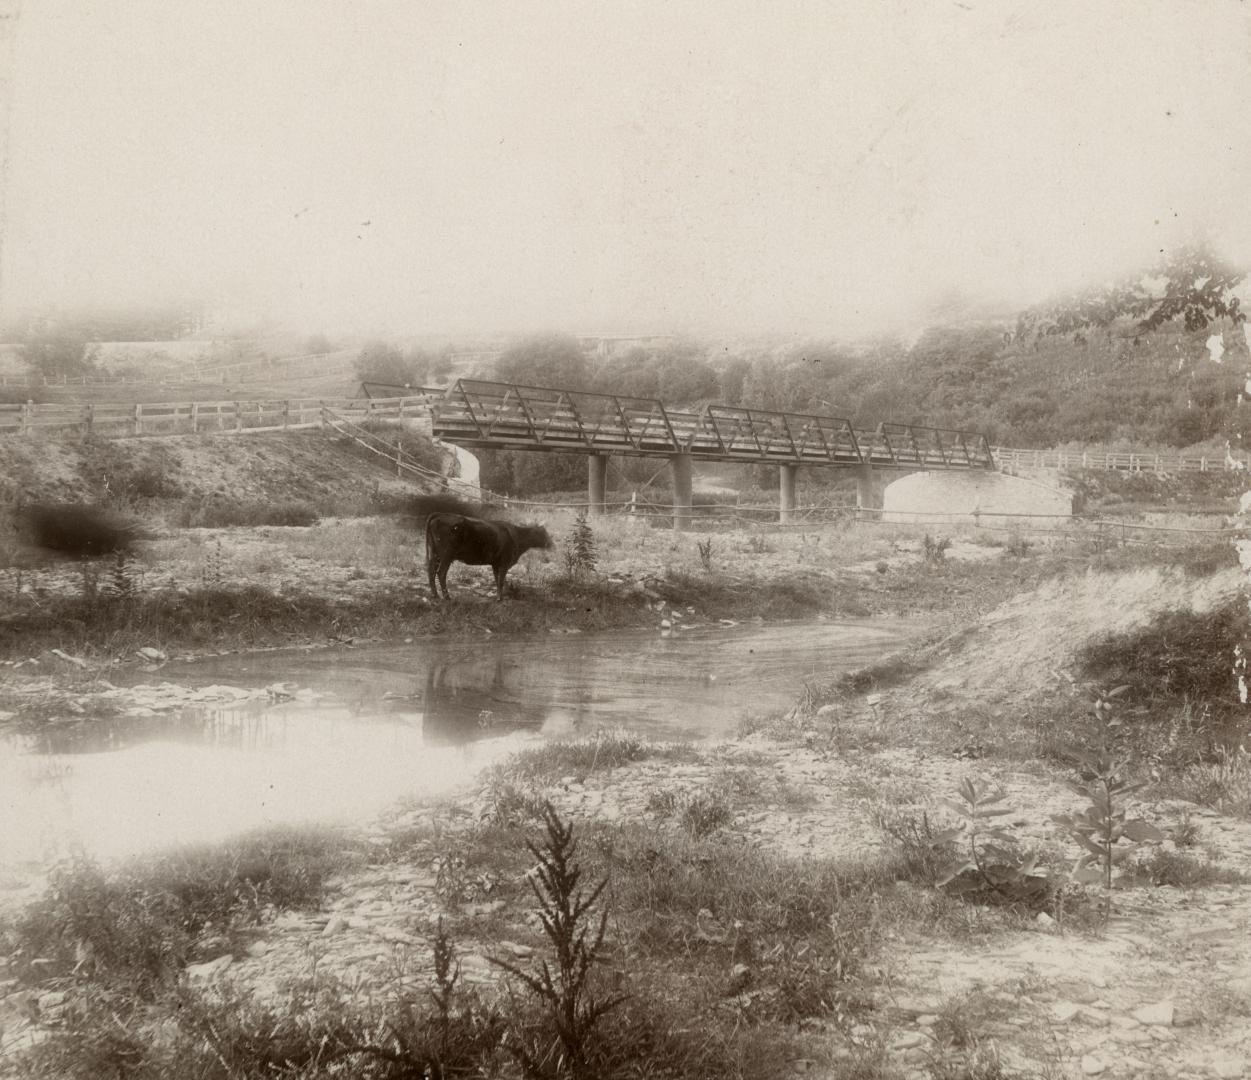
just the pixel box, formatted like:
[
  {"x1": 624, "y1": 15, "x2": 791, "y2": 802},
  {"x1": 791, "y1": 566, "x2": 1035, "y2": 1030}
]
[
  {"x1": 437, "y1": 557, "x2": 453, "y2": 600},
  {"x1": 493, "y1": 565, "x2": 507, "y2": 601},
  {"x1": 426, "y1": 548, "x2": 439, "y2": 597}
]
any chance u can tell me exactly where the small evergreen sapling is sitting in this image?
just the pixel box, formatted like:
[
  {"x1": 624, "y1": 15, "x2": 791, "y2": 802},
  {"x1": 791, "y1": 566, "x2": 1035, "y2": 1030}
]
[{"x1": 563, "y1": 513, "x2": 597, "y2": 578}]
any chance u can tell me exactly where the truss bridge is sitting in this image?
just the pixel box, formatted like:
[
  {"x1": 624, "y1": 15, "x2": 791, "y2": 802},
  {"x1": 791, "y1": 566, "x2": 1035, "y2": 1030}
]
[{"x1": 430, "y1": 379, "x2": 995, "y2": 528}]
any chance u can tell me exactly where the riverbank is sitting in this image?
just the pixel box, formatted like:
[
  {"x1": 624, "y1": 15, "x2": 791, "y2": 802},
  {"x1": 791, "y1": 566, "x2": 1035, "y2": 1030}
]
[
  {"x1": 3, "y1": 523, "x2": 1251, "y2": 1078},
  {"x1": 0, "y1": 510, "x2": 1037, "y2": 667}
]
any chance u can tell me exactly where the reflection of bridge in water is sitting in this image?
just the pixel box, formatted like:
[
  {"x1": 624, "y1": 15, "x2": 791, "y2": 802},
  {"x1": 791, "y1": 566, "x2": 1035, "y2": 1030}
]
[{"x1": 431, "y1": 379, "x2": 995, "y2": 527}]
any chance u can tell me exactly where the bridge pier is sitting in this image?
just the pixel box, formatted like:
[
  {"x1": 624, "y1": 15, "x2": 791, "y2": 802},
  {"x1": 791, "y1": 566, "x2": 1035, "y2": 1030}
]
[
  {"x1": 587, "y1": 454, "x2": 608, "y2": 516},
  {"x1": 671, "y1": 453, "x2": 693, "y2": 530},
  {"x1": 779, "y1": 464, "x2": 798, "y2": 524},
  {"x1": 854, "y1": 464, "x2": 886, "y2": 512}
]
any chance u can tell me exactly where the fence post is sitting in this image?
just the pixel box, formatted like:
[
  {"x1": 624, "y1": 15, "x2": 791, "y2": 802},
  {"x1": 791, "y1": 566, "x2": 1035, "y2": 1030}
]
[
  {"x1": 283, "y1": 400, "x2": 290, "y2": 428},
  {"x1": 133, "y1": 403, "x2": 143, "y2": 436},
  {"x1": 21, "y1": 399, "x2": 32, "y2": 435},
  {"x1": 82, "y1": 403, "x2": 93, "y2": 436},
  {"x1": 190, "y1": 402, "x2": 199, "y2": 434}
]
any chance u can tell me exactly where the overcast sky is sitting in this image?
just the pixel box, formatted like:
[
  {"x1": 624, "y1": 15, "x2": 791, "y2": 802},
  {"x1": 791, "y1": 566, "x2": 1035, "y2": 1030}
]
[{"x1": 2, "y1": 1, "x2": 1249, "y2": 337}]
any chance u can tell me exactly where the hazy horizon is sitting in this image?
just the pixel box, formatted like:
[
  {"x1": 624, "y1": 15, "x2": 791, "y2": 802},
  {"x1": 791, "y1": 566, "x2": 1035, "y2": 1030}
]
[{"x1": 2, "y1": 1, "x2": 1250, "y2": 340}]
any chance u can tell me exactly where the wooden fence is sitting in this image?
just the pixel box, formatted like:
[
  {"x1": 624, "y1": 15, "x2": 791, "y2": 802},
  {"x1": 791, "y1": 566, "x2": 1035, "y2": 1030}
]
[
  {"x1": 0, "y1": 395, "x2": 435, "y2": 437},
  {"x1": 993, "y1": 447, "x2": 1249, "y2": 473}
]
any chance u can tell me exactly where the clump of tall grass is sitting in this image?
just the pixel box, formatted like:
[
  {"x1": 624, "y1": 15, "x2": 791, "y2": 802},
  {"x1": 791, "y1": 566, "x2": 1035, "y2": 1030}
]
[
  {"x1": 488, "y1": 729, "x2": 681, "y2": 786},
  {"x1": 4, "y1": 826, "x2": 349, "y2": 996},
  {"x1": 1169, "y1": 744, "x2": 1251, "y2": 818}
]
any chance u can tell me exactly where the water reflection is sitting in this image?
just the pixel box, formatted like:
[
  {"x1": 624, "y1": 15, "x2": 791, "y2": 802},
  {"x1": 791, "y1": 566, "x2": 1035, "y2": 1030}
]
[{"x1": 0, "y1": 620, "x2": 916, "y2": 870}]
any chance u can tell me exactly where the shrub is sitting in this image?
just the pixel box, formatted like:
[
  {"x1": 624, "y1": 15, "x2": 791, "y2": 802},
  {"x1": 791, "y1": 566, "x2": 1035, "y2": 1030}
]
[{"x1": 1076, "y1": 597, "x2": 1251, "y2": 709}]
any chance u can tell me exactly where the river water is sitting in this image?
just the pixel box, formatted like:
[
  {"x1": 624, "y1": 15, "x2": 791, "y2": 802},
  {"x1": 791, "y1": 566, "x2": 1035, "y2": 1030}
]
[{"x1": 0, "y1": 619, "x2": 915, "y2": 871}]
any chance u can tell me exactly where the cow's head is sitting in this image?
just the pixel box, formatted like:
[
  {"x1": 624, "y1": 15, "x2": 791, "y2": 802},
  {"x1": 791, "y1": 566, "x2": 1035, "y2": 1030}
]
[{"x1": 518, "y1": 523, "x2": 553, "y2": 551}]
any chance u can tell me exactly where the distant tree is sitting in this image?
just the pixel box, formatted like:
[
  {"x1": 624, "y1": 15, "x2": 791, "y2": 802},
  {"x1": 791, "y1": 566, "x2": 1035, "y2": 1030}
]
[
  {"x1": 1018, "y1": 240, "x2": 1246, "y2": 340},
  {"x1": 355, "y1": 340, "x2": 416, "y2": 386},
  {"x1": 717, "y1": 357, "x2": 752, "y2": 404},
  {"x1": 494, "y1": 334, "x2": 589, "y2": 389},
  {"x1": 428, "y1": 353, "x2": 453, "y2": 383},
  {"x1": 593, "y1": 348, "x2": 661, "y2": 398},
  {"x1": 304, "y1": 333, "x2": 332, "y2": 354},
  {"x1": 656, "y1": 354, "x2": 719, "y2": 404},
  {"x1": 21, "y1": 331, "x2": 98, "y2": 380}
]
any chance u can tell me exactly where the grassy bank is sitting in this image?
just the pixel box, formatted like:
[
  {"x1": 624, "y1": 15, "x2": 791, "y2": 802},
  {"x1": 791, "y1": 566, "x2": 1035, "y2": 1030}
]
[{"x1": 0, "y1": 511, "x2": 1080, "y2": 662}]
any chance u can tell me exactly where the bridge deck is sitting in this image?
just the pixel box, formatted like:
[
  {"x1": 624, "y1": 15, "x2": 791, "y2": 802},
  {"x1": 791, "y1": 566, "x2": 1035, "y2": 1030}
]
[{"x1": 431, "y1": 379, "x2": 994, "y2": 470}]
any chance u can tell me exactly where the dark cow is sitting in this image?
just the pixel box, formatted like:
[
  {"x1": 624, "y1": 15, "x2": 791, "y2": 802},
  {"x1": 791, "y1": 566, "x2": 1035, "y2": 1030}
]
[{"x1": 425, "y1": 512, "x2": 552, "y2": 601}]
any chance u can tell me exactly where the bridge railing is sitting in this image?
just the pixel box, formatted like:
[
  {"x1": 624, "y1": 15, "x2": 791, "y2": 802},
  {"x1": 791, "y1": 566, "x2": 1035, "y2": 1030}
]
[{"x1": 432, "y1": 379, "x2": 995, "y2": 469}]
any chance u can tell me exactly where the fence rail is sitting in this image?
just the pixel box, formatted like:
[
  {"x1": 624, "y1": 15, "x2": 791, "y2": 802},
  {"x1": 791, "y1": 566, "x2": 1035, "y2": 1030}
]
[
  {"x1": 992, "y1": 447, "x2": 1250, "y2": 473},
  {"x1": 0, "y1": 395, "x2": 435, "y2": 437}
]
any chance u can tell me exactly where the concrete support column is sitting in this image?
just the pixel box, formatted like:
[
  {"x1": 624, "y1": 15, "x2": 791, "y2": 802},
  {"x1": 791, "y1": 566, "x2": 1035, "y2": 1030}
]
[
  {"x1": 671, "y1": 453, "x2": 693, "y2": 531},
  {"x1": 779, "y1": 464, "x2": 798, "y2": 524},
  {"x1": 587, "y1": 454, "x2": 608, "y2": 516},
  {"x1": 854, "y1": 464, "x2": 885, "y2": 511}
]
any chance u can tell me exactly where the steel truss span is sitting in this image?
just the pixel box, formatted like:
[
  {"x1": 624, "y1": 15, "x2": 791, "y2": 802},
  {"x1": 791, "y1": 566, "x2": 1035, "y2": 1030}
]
[{"x1": 431, "y1": 379, "x2": 995, "y2": 470}]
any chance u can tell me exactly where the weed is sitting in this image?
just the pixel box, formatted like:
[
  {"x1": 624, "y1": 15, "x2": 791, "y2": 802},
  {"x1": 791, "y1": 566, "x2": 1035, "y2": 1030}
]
[
  {"x1": 1170, "y1": 744, "x2": 1251, "y2": 817},
  {"x1": 480, "y1": 779, "x2": 551, "y2": 826},
  {"x1": 1052, "y1": 689, "x2": 1166, "y2": 920},
  {"x1": 1005, "y1": 533, "x2": 1033, "y2": 558},
  {"x1": 646, "y1": 787, "x2": 734, "y2": 838},
  {"x1": 923, "y1": 534, "x2": 952, "y2": 564},
  {"x1": 563, "y1": 512, "x2": 598, "y2": 578},
  {"x1": 875, "y1": 807, "x2": 951, "y2": 885},
  {"x1": 490, "y1": 730, "x2": 675, "y2": 787},
  {"x1": 697, "y1": 536, "x2": 714, "y2": 572},
  {"x1": 490, "y1": 802, "x2": 626, "y2": 1078},
  {"x1": 200, "y1": 539, "x2": 225, "y2": 588},
  {"x1": 106, "y1": 549, "x2": 139, "y2": 598},
  {"x1": 1125, "y1": 848, "x2": 1251, "y2": 887},
  {"x1": 1171, "y1": 811, "x2": 1202, "y2": 848},
  {"x1": 931, "y1": 780, "x2": 1053, "y2": 909}
]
